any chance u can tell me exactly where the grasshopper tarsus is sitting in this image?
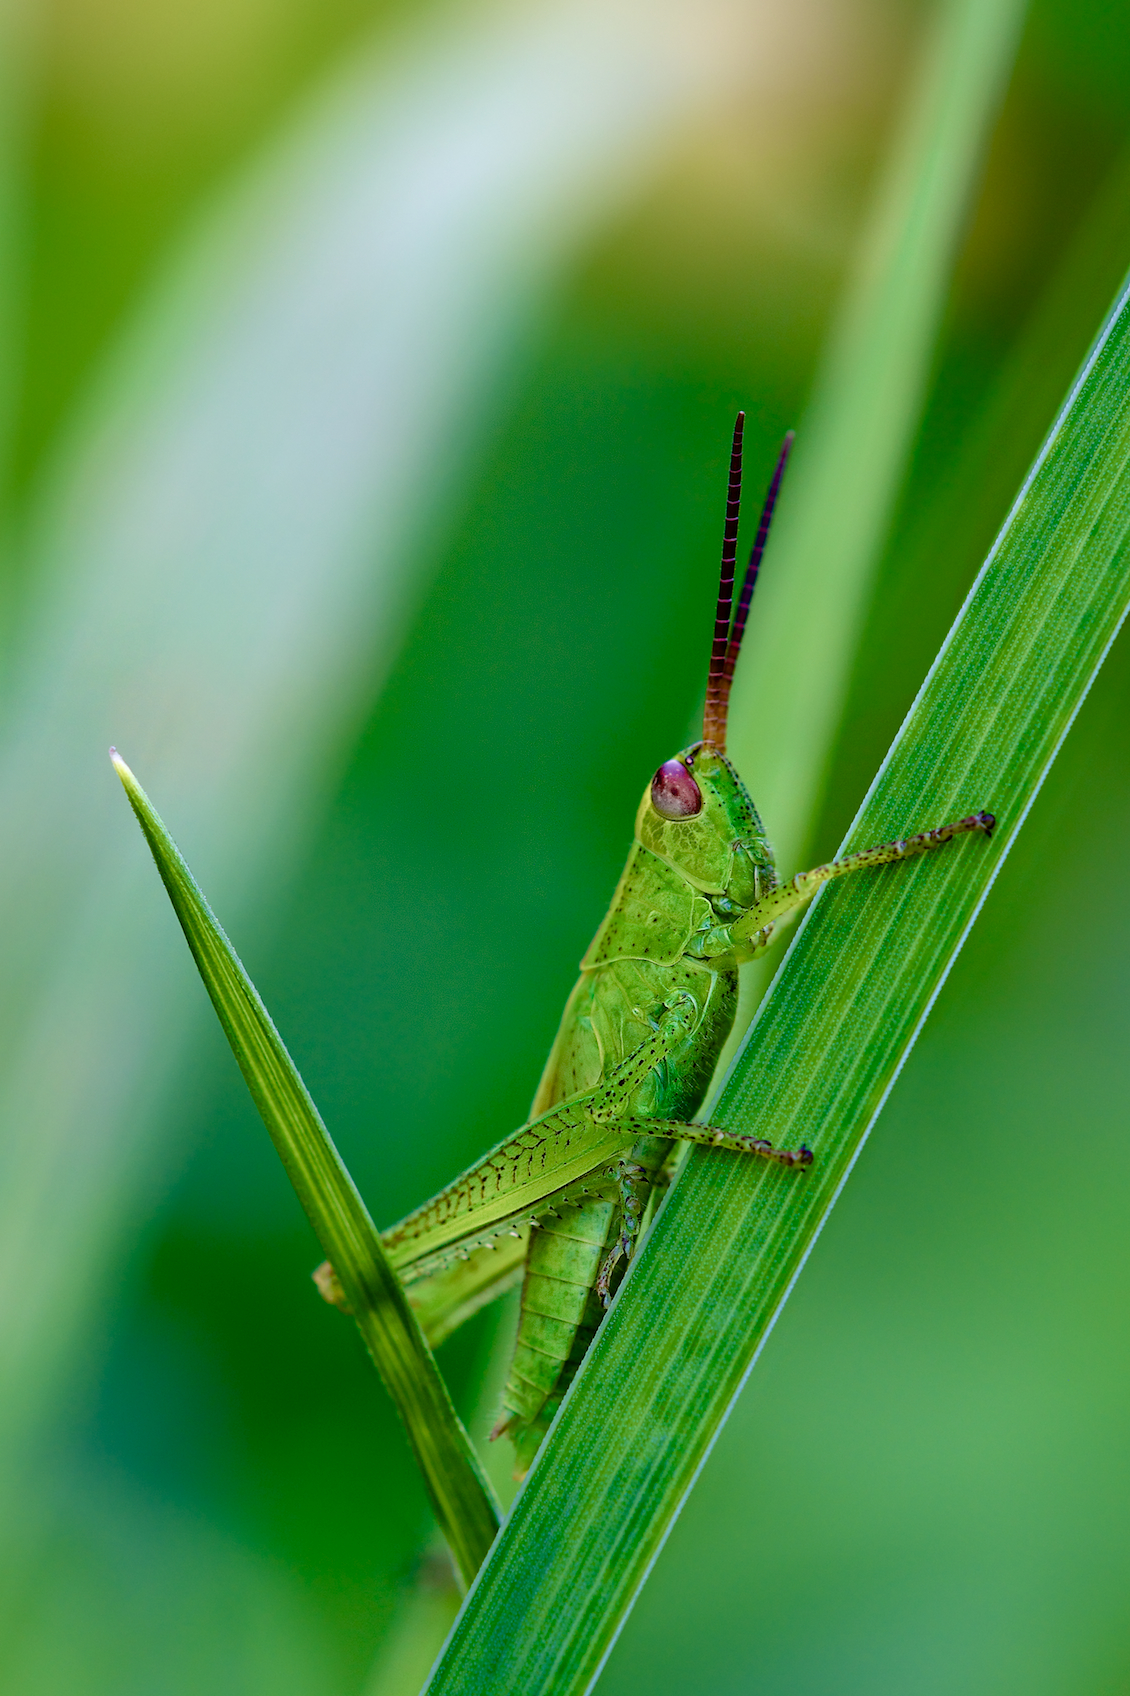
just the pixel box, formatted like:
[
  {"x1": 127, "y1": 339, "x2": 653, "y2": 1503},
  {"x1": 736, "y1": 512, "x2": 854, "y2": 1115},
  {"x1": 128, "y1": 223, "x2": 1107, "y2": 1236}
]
[
  {"x1": 773, "y1": 1143, "x2": 813, "y2": 1169},
  {"x1": 742, "y1": 1139, "x2": 813, "y2": 1168}
]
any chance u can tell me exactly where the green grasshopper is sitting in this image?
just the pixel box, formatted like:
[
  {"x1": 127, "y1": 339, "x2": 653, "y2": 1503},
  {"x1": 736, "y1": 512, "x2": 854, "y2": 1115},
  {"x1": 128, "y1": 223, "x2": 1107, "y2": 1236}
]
[{"x1": 317, "y1": 412, "x2": 994, "y2": 1479}]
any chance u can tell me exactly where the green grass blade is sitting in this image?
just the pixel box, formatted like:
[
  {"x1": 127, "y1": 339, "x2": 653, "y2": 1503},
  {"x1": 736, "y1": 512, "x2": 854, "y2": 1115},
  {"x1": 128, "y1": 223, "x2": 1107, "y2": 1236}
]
[
  {"x1": 111, "y1": 753, "x2": 500, "y2": 1589},
  {"x1": 423, "y1": 276, "x2": 1130, "y2": 1692}
]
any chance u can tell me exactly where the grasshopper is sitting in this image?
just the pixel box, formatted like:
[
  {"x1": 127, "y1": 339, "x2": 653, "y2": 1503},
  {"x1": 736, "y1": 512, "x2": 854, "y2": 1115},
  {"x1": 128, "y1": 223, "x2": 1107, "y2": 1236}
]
[{"x1": 318, "y1": 413, "x2": 994, "y2": 1479}]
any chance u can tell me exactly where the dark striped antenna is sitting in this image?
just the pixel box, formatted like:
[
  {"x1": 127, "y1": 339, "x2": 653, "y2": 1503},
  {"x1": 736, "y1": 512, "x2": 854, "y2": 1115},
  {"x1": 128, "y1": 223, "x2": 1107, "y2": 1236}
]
[
  {"x1": 701, "y1": 426, "x2": 793, "y2": 753},
  {"x1": 701, "y1": 411, "x2": 744, "y2": 750}
]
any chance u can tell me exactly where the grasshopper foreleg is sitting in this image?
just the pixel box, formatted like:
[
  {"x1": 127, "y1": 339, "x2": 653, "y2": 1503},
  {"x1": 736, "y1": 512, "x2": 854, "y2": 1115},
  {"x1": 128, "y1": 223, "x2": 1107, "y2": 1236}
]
[{"x1": 696, "y1": 809, "x2": 995, "y2": 962}]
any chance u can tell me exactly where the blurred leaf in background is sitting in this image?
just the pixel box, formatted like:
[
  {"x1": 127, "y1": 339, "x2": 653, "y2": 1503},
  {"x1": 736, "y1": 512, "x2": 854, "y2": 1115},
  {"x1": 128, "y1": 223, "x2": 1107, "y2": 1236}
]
[
  {"x1": 1, "y1": 0, "x2": 1130, "y2": 1691},
  {"x1": 0, "y1": 0, "x2": 804, "y2": 1685}
]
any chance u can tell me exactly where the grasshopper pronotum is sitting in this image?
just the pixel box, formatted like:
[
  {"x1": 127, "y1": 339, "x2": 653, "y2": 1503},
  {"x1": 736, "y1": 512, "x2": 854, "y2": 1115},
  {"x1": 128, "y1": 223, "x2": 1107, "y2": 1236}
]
[{"x1": 318, "y1": 413, "x2": 994, "y2": 1479}]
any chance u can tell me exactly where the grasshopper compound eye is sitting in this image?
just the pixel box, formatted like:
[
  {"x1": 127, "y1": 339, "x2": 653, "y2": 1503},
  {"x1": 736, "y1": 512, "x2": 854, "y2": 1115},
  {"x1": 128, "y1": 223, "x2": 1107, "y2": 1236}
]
[{"x1": 651, "y1": 759, "x2": 702, "y2": 819}]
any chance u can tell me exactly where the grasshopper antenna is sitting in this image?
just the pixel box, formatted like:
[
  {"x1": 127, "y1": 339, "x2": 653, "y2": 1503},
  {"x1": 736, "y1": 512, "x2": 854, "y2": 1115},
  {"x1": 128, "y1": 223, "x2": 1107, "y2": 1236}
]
[
  {"x1": 721, "y1": 430, "x2": 793, "y2": 697},
  {"x1": 702, "y1": 426, "x2": 793, "y2": 752},
  {"x1": 702, "y1": 410, "x2": 744, "y2": 751}
]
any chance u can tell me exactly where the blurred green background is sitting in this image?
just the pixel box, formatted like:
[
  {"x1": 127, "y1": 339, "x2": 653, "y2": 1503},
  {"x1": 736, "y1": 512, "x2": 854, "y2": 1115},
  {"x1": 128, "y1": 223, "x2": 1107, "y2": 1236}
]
[{"x1": 1, "y1": 0, "x2": 1130, "y2": 1690}]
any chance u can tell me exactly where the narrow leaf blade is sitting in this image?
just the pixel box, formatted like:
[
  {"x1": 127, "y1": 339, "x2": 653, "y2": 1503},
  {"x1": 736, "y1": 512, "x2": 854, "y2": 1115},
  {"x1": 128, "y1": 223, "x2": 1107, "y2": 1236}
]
[
  {"x1": 111, "y1": 752, "x2": 500, "y2": 1587},
  {"x1": 424, "y1": 277, "x2": 1130, "y2": 1690}
]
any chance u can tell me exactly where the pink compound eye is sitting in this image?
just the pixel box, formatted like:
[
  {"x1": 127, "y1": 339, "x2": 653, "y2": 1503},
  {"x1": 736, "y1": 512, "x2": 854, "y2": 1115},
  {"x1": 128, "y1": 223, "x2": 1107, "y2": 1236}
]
[{"x1": 650, "y1": 759, "x2": 702, "y2": 819}]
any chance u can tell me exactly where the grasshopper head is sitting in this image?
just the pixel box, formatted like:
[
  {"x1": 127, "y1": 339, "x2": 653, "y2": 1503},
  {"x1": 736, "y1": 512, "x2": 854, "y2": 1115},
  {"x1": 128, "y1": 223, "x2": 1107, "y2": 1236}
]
[
  {"x1": 635, "y1": 413, "x2": 792, "y2": 904},
  {"x1": 637, "y1": 742, "x2": 773, "y2": 902}
]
